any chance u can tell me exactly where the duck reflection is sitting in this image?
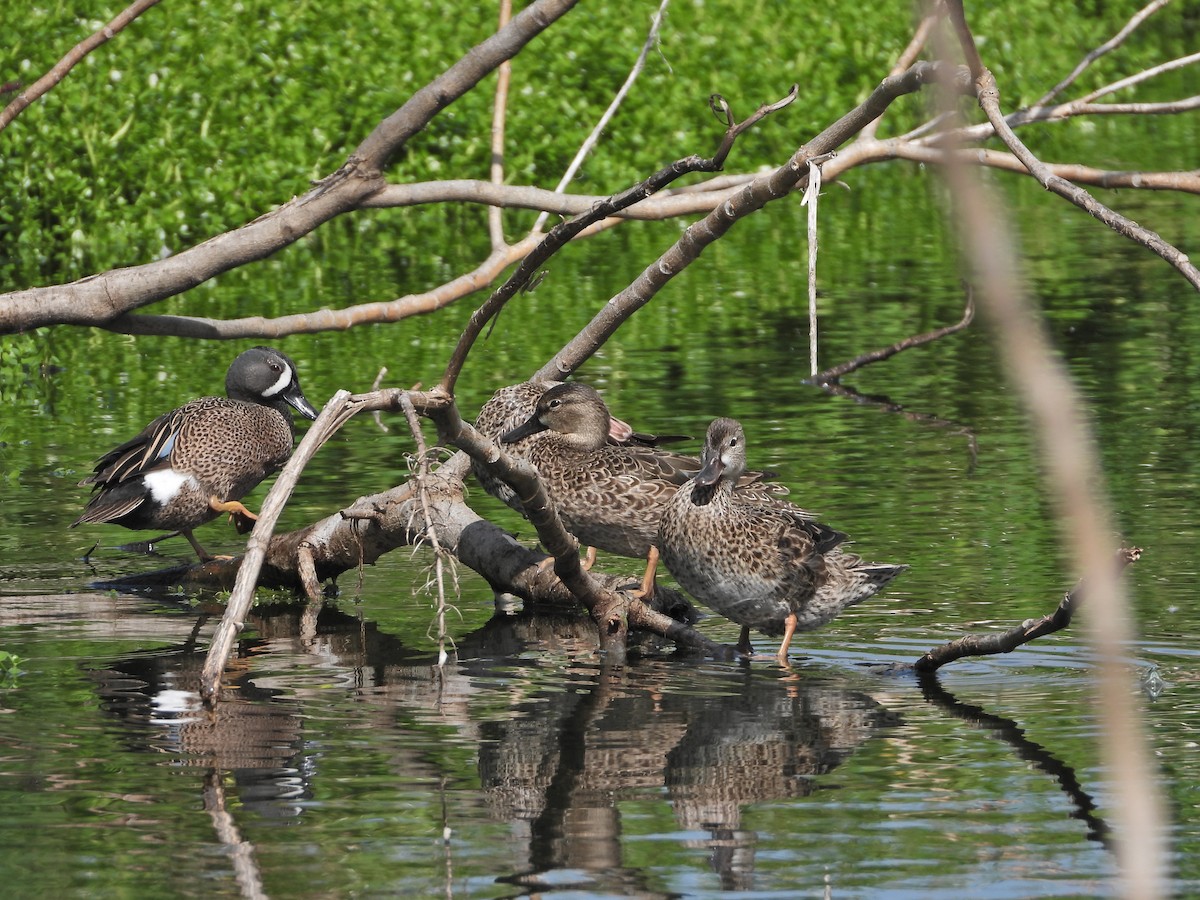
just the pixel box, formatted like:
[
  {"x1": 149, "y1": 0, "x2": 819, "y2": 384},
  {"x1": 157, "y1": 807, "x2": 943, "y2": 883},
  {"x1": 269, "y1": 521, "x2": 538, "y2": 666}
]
[
  {"x1": 475, "y1": 650, "x2": 899, "y2": 894},
  {"x1": 86, "y1": 599, "x2": 897, "y2": 895},
  {"x1": 90, "y1": 627, "x2": 309, "y2": 819}
]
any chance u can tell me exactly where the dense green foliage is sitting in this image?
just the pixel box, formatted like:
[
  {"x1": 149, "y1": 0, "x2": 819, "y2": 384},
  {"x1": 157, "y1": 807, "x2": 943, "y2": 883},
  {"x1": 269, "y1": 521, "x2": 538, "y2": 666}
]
[{"x1": 1, "y1": 0, "x2": 1194, "y2": 294}]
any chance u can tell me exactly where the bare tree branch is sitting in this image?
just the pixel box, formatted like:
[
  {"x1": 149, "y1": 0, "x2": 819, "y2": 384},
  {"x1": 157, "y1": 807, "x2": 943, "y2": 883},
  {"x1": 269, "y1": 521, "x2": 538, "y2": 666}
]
[
  {"x1": 0, "y1": 0, "x2": 163, "y2": 133},
  {"x1": 1077, "y1": 49, "x2": 1200, "y2": 105},
  {"x1": 487, "y1": 0, "x2": 514, "y2": 250},
  {"x1": 538, "y1": 62, "x2": 968, "y2": 381},
  {"x1": 914, "y1": 548, "x2": 1143, "y2": 671},
  {"x1": 814, "y1": 289, "x2": 974, "y2": 384},
  {"x1": 976, "y1": 69, "x2": 1200, "y2": 289},
  {"x1": 940, "y1": 3, "x2": 1168, "y2": 894},
  {"x1": 531, "y1": 0, "x2": 671, "y2": 234},
  {"x1": 1035, "y1": 0, "x2": 1171, "y2": 107},
  {"x1": 441, "y1": 87, "x2": 797, "y2": 395},
  {"x1": 0, "y1": 0, "x2": 579, "y2": 335}
]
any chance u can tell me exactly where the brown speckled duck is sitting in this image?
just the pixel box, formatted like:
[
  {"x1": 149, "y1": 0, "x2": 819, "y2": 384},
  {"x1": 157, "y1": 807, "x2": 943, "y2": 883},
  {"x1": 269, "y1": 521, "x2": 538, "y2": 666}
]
[
  {"x1": 472, "y1": 380, "x2": 686, "y2": 513},
  {"x1": 657, "y1": 417, "x2": 907, "y2": 662},
  {"x1": 497, "y1": 382, "x2": 788, "y2": 594},
  {"x1": 73, "y1": 346, "x2": 319, "y2": 561}
]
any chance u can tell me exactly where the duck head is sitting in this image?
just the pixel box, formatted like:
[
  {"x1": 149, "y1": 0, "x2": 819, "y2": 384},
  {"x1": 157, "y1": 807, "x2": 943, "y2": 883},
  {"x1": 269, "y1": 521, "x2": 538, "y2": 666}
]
[
  {"x1": 694, "y1": 417, "x2": 748, "y2": 487},
  {"x1": 226, "y1": 346, "x2": 319, "y2": 420},
  {"x1": 501, "y1": 382, "x2": 613, "y2": 450}
]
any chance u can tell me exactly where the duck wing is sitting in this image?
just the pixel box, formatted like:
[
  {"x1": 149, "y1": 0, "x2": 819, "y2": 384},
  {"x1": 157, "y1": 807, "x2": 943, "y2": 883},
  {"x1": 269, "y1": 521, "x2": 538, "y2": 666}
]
[{"x1": 79, "y1": 407, "x2": 187, "y2": 488}]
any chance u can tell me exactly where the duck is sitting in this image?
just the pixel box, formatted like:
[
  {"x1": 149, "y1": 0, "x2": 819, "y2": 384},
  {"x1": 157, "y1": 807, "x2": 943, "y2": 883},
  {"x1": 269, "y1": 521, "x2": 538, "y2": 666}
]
[
  {"x1": 656, "y1": 417, "x2": 907, "y2": 662},
  {"x1": 495, "y1": 382, "x2": 788, "y2": 594},
  {"x1": 73, "y1": 346, "x2": 319, "y2": 561},
  {"x1": 472, "y1": 380, "x2": 686, "y2": 514}
]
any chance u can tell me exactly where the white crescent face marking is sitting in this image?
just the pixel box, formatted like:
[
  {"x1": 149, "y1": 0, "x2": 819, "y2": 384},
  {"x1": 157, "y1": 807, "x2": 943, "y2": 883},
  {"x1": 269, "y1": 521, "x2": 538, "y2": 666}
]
[
  {"x1": 144, "y1": 469, "x2": 198, "y2": 504},
  {"x1": 261, "y1": 363, "x2": 293, "y2": 398}
]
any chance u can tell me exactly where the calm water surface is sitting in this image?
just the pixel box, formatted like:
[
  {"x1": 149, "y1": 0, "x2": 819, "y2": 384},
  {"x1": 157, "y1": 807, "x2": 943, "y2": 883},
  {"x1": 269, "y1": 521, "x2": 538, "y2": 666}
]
[{"x1": 2, "y1": 190, "x2": 1199, "y2": 897}]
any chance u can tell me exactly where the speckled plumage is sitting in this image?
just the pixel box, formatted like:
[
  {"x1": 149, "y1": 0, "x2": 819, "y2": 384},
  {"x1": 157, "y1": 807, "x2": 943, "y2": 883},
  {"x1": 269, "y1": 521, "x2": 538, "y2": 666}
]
[
  {"x1": 472, "y1": 380, "x2": 691, "y2": 514},
  {"x1": 73, "y1": 346, "x2": 319, "y2": 560},
  {"x1": 658, "y1": 417, "x2": 907, "y2": 661},
  {"x1": 494, "y1": 383, "x2": 790, "y2": 561}
]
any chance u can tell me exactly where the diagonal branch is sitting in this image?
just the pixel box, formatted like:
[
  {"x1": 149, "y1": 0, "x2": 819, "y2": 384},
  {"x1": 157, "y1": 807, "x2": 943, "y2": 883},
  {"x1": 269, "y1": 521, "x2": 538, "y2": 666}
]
[
  {"x1": 538, "y1": 62, "x2": 969, "y2": 381},
  {"x1": 914, "y1": 548, "x2": 1143, "y2": 672},
  {"x1": 0, "y1": 0, "x2": 163, "y2": 133},
  {"x1": 975, "y1": 68, "x2": 1200, "y2": 290},
  {"x1": 532, "y1": 0, "x2": 672, "y2": 234},
  {"x1": 1034, "y1": 0, "x2": 1171, "y2": 107},
  {"x1": 0, "y1": 0, "x2": 579, "y2": 335},
  {"x1": 813, "y1": 288, "x2": 974, "y2": 384},
  {"x1": 440, "y1": 84, "x2": 797, "y2": 394}
]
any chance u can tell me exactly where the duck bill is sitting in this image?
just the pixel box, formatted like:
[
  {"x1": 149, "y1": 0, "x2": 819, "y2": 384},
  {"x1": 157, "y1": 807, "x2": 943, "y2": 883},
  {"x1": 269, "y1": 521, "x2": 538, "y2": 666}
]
[
  {"x1": 284, "y1": 388, "x2": 320, "y2": 421},
  {"x1": 693, "y1": 454, "x2": 724, "y2": 487},
  {"x1": 501, "y1": 415, "x2": 547, "y2": 443}
]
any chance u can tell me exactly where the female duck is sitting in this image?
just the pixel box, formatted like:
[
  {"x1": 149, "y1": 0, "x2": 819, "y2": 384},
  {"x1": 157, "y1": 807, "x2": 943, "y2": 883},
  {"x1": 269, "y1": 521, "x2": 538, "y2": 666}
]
[
  {"x1": 473, "y1": 380, "x2": 684, "y2": 513},
  {"x1": 497, "y1": 383, "x2": 788, "y2": 595},
  {"x1": 657, "y1": 417, "x2": 906, "y2": 662},
  {"x1": 73, "y1": 346, "x2": 319, "y2": 561},
  {"x1": 499, "y1": 382, "x2": 694, "y2": 566}
]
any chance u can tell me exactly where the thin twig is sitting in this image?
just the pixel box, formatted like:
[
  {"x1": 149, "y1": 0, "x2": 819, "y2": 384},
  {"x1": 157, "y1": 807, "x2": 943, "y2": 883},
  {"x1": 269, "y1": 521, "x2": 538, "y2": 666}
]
[
  {"x1": 487, "y1": 0, "x2": 513, "y2": 250},
  {"x1": 812, "y1": 288, "x2": 974, "y2": 384},
  {"x1": 1034, "y1": 0, "x2": 1171, "y2": 107},
  {"x1": 976, "y1": 69, "x2": 1200, "y2": 289},
  {"x1": 0, "y1": 0, "x2": 163, "y2": 133},
  {"x1": 1078, "y1": 49, "x2": 1200, "y2": 105},
  {"x1": 531, "y1": 0, "x2": 671, "y2": 234}
]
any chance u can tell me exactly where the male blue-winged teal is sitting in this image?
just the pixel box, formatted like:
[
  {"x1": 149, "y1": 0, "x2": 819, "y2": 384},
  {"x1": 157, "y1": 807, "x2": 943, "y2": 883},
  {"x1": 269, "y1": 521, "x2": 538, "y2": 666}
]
[
  {"x1": 494, "y1": 382, "x2": 787, "y2": 593},
  {"x1": 73, "y1": 346, "x2": 319, "y2": 561},
  {"x1": 657, "y1": 417, "x2": 907, "y2": 662}
]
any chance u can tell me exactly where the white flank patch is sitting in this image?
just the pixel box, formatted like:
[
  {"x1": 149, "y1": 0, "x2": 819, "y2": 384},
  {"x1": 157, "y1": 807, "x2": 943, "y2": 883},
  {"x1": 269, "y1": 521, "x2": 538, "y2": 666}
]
[
  {"x1": 143, "y1": 469, "x2": 197, "y2": 504},
  {"x1": 261, "y1": 363, "x2": 292, "y2": 397}
]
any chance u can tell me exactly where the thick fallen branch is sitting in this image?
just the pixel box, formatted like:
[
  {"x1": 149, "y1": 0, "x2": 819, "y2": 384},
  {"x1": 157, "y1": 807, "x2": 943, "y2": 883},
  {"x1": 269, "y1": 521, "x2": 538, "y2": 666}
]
[
  {"x1": 193, "y1": 385, "x2": 718, "y2": 703},
  {"x1": 914, "y1": 548, "x2": 1142, "y2": 672}
]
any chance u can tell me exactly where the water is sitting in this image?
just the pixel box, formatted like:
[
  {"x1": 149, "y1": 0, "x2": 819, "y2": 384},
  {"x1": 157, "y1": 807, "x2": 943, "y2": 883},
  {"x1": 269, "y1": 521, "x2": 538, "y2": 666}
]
[{"x1": 2, "y1": 182, "x2": 1199, "y2": 896}]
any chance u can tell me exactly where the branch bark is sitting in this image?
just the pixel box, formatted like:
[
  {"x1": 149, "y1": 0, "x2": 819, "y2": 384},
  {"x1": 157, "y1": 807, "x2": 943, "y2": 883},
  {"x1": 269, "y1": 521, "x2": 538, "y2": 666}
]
[
  {"x1": 914, "y1": 548, "x2": 1143, "y2": 671},
  {"x1": 0, "y1": 0, "x2": 163, "y2": 133},
  {"x1": 0, "y1": 0, "x2": 580, "y2": 335}
]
